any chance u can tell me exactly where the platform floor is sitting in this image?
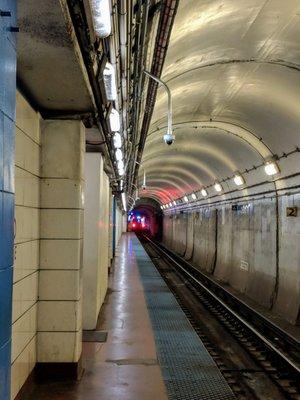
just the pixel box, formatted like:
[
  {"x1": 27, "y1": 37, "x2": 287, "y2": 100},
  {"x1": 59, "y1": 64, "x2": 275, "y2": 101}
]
[{"x1": 21, "y1": 233, "x2": 234, "y2": 399}]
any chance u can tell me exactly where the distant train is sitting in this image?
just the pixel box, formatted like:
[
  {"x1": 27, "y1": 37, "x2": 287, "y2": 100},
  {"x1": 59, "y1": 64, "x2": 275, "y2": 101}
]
[{"x1": 127, "y1": 213, "x2": 149, "y2": 232}]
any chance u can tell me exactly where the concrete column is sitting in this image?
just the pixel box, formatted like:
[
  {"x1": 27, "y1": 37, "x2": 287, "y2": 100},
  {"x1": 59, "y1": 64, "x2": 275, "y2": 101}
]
[
  {"x1": 83, "y1": 153, "x2": 103, "y2": 330},
  {"x1": 0, "y1": 1, "x2": 17, "y2": 398},
  {"x1": 108, "y1": 192, "x2": 113, "y2": 264},
  {"x1": 83, "y1": 153, "x2": 109, "y2": 330},
  {"x1": 37, "y1": 120, "x2": 84, "y2": 378},
  {"x1": 100, "y1": 171, "x2": 110, "y2": 300}
]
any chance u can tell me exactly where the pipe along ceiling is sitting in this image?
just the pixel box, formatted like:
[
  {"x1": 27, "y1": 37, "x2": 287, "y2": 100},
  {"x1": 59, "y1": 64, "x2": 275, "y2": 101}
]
[{"x1": 138, "y1": 0, "x2": 300, "y2": 207}]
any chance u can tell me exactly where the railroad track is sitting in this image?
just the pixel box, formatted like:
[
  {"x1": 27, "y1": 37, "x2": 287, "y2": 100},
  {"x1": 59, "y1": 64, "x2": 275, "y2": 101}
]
[{"x1": 138, "y1": 233, "x2": 300, "y2": 400}]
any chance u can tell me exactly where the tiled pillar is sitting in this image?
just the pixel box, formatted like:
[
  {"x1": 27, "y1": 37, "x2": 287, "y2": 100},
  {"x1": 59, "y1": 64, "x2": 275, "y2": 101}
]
[
  {"x1": 0, "y1": 1, "x2": 17, "y2": 398},
  {"x1": 83, "y1": 154, "x2": 110, "y2": 330},
  {"x1": 11, "y1": 92, "x2": 40, "y2": 399},
  {"x1": 83, "y1": 153, "x2": 103, "y2": 330},
  {"x1": 38, "y1": 120, "x2": 84, "y2": 378}
]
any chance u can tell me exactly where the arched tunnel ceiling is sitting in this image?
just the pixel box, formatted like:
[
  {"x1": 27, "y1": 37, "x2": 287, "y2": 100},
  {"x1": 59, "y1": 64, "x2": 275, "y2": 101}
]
[{"x1": 139, "y1": 0, "x2": 300, "y2": 204}]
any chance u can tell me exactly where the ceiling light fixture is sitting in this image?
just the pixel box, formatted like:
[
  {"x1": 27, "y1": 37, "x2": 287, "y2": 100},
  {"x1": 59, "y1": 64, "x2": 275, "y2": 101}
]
[
  {"x1": 117, "y1": 159, "x2": 124, "y2": 169},
  {"x1": 117, "y1": 158, "x2": 124, "y2": 176},
  {"x1": 115, "y1": 149, "x2": 123, "y2": 161},
  {"x1": 103, "y1": 62, "x2": 117, "y2": 101},
  {"x1": 201, "y1": 189, "x2": 208, "y2": 197},
  {"x1": 184, "y1": 196, "x2": 188, "y2": 202},
  {"x1": 191, "y1": 193, "x2": 197, "y2": 200},
  {"x1": 121, "y1": 192, "x2": 127, "y2": 212},
  {"x1": 109, "y1": 108, "x2": 120, "y2": 132},
  {"x1": 90, "y1": 0, "x2": 111, "y2": 38},
  {"x1": 113, "y1": 132, "x2": 122, "y2": 149}
]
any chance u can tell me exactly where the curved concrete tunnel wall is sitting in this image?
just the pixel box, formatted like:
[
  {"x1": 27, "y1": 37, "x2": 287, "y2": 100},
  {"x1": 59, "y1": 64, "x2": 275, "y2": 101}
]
[
  {"x1": 161, "y1": 198, "x2": 300, "y2": 325},
  {"x1": 139, "y1": 0, "x2": 300, "y2": 325}
]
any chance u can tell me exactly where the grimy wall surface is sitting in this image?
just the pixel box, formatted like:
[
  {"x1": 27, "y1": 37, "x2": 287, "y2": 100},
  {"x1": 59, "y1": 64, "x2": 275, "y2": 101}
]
[
  {"x1": 162, "y1": 195, "x2": 300, "y2": 325},
  {"x1": 0, "y1": 1, "x2": 17, "y2": 399}
]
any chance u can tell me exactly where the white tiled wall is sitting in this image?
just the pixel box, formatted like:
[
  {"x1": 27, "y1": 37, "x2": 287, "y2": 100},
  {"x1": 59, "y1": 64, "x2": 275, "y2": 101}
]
[
  {"x1": 38, "y1": 120, "x2": 84, "y2": 364},
  {"x1": 116, "y1": 207, "x2": 125, "y2": 245},
  {"x1": 83, "y1": 153, "x2": 110, "y2": 330},
  {"x1": 11, "y1": 92, "x2": 41, "y2": 399},
  {"x1": 99, "y1": 172, "x2": 110, "y2": 305},
  {"x1": 11, "y1": 97, "x2": 113, "y2": 397}
]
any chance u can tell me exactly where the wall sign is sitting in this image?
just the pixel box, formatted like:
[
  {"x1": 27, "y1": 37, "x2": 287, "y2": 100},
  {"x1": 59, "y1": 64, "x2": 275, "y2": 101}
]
[
  {"x1": 286, "y1": 207, "x2": 298, "y2": 217},
  {"x1": 232, "y1": 203, "x2": 253, "y2": 215}
]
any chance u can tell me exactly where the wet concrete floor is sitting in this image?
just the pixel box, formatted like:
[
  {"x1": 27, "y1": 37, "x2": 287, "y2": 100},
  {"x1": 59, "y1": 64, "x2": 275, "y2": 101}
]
[{"x1": 22, "y1": 234, "x2": 168, "y2": 400}]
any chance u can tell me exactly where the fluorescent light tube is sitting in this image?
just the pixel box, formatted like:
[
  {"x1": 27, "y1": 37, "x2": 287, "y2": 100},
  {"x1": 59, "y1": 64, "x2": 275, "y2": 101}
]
[
  {"x1": 109, "y1": 108, "x2": 120, "y2": 132},
  {"x1": 91, "y1": 0, "x2": 111, "y2": 38}
]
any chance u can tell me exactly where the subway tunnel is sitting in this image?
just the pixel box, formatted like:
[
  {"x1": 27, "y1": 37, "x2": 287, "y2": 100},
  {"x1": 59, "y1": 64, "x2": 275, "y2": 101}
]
[{"x1": 0, "y1": 0, "x2": 300, "y2": 399}]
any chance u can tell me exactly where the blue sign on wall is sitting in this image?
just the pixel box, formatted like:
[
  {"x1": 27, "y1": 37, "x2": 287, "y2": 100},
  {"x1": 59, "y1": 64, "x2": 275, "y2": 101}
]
[{"x1": 0, "y1": 0, "x2": 17, "y2": 398}]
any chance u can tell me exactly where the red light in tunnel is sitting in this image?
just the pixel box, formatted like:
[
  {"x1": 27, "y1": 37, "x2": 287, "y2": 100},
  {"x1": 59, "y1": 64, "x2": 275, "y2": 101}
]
[{"x1": 132, "y1": 223, "x2": 136, "y2": 228}]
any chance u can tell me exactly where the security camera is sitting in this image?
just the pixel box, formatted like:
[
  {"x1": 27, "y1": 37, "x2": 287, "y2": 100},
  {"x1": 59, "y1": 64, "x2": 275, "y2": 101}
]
[{"x1": 163, "y1": 133, "x2": 175, "y2": 145}]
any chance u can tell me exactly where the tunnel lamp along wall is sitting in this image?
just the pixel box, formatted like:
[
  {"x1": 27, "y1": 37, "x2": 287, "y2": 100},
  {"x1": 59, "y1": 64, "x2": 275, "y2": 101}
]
[
  {"x1": 91, "y1": 0, "x2": 111, "y2": 37},
  {"x1": 233, "y1": 174, "x2": 245, "y2": 186},
  {"x1": 214, "y1": 183, "x2": 222, "y2": 192},
  {"x1": 163, "y1": 162, "x2": 278, "y2": 210},
  {"x1": 143, "y1": 70, "x2": 174, "y2": 145},
  {"x1": 264, "y1": 160, "x2": 280, "y2": 176}
]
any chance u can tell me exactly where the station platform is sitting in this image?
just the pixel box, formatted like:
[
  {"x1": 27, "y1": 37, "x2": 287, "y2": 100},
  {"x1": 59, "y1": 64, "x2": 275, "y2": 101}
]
[{"x1": 22, "y1": 233, "x2": 235, "y2": 400}]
